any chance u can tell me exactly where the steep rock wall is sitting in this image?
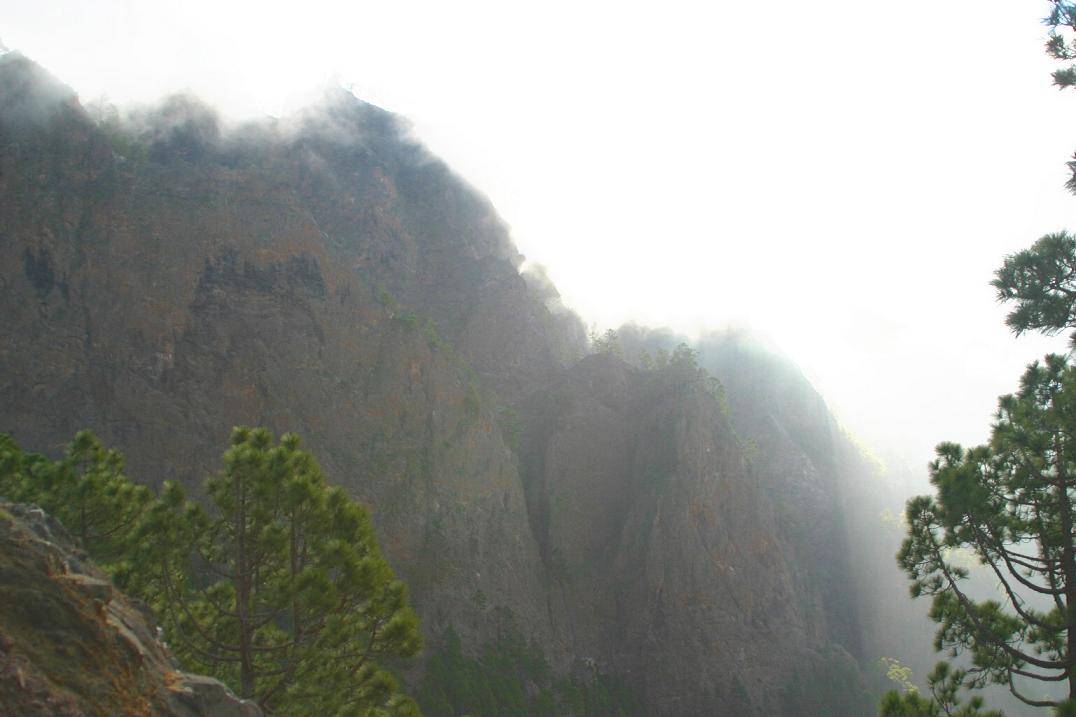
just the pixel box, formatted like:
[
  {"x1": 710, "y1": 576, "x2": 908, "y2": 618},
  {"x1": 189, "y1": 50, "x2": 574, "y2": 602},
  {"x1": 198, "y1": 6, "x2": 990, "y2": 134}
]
[
  {"x1": 520, "y1": 353, "x2": 871, "y2": 715},
  {"x1": 0, "y1": 52, "x2": 561, "y2": 658},
  {"x1": 0, "y1": 53, "x2": 875, "y2": 715}
]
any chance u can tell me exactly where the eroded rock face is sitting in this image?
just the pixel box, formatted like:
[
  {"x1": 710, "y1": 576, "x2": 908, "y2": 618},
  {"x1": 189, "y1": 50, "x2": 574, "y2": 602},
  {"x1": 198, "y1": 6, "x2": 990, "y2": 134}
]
[
  {"x1": 519, "y1": 354, "x2": 872, "y2": 716},
  {"x1": 0, "y1": 53, "x2": 876, "y2": 715},
  {"x1": 0, "y1": 52, "x2": 562, "y2": 659},
  {"x1": 0, "y1": 502, "x2": 260, "y2": 717}
]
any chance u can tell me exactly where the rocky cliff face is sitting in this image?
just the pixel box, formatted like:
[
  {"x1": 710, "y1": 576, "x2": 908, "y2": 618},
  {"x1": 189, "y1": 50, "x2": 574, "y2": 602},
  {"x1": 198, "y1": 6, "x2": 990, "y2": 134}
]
[
  {"x1": 519, "y1": 352, "x2": 865, "y2": 716},
  {"x1": 0, "y1": 53, "x2": 877, "y2": 715},
  {"x1": 0, "y1": 52, "x2": 559, "y2": 661},
  {"x1": 0, "y1": 502, "x2": 260, "y2": 717}
]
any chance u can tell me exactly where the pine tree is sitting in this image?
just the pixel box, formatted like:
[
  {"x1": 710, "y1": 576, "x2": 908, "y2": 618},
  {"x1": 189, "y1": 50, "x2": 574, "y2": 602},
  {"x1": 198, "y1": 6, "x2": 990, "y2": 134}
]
[
  {"x1": 993, "y1": 231, "x2": 1076, "y2": 348},
  {"x1": 1045, "y1": 1, "x2": 1076, "y2": 195},
  {"x1": 142, "y1": 427, "x2": 423, "y2": 716},
  {"x1": 0, "y1": 431, "x2": 152, "y2": 572},
  {"x1": 885, "y1": 7, "x2": 1076, "y2": 713},
  {"x1": 896, "y1": 355, "x2": 1076, "y2": 712},
  {"x1": 879, "y1": 663, "x2": 1003, "y2": 716},
  {"x1": 991, "y1": 1, "x2": 1076, "y2": 346},
  {"x1": 1, "y1": 428, "x2": 424, "y2": 715}
]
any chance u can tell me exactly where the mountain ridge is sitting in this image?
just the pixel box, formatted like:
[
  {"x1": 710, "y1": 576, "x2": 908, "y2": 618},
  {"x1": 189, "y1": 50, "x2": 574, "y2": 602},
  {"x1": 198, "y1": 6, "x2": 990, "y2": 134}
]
[{"x1": 0, "y1": 53, "x2": 883, "y2": 716}]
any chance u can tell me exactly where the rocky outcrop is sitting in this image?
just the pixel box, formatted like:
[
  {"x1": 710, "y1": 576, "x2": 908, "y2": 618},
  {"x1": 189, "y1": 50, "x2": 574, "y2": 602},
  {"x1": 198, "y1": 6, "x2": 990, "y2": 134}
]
[
  {"x1": 0, "y1": 53, "x2": 879, "y2": 715},
  {"x1": 519, "y1": 352, "x2": 873, "y2": 716},
  {"x1": 0, "y1": 502, "x2": 260, "y2": 717}
]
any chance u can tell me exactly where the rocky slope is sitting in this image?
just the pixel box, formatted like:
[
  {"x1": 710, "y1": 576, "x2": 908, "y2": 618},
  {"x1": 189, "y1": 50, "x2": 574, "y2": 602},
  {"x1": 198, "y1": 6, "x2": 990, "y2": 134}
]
[
  {"x1": 0, "y1": 502, "x2": 259, "y2": 717},
  {"x1": 0, "y1": 52, "x2": 879, "y2": 715}
]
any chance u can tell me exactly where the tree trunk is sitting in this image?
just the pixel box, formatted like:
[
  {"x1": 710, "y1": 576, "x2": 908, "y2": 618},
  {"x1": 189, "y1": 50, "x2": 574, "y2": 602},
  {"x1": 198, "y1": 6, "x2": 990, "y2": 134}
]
[
  {"x1": 236, "y1": 470, "x2": 255, "y2": 699},
  {"x1": 1054, "y1": 439, "x2": 1076, "y2": 702}
]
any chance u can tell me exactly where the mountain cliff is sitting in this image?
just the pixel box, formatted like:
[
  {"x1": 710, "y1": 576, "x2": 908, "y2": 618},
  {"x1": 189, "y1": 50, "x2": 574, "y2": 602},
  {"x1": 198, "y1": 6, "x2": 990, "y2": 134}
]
[{"x1": 0, "y1": 52, "x2": 880, "y2": 715}]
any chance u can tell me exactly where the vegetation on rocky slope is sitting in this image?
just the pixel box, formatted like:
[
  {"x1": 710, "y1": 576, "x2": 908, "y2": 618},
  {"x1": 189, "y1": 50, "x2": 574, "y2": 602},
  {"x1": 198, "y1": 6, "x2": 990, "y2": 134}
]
[
  {"x1": 0, "y1": 428, "x2": 422, "y2": 716},
  {"x1": 0, "y1": 500, "x2": 260, "y2": 717}
]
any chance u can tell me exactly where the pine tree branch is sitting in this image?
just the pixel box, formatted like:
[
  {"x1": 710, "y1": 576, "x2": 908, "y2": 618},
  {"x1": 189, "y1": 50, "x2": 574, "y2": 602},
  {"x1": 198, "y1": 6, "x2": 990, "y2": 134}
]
[
  {"x1": 1007, "y1": 671, "x2": 1061, "y2": 708},
  {"x1": 973, "y1": 521, "x2": 1064, "y2": 597},
  {"x1": 926, "y1": 530, "x2": 1067, "y2": 671},
  {"x1": 975, "y1": 537, "x2": 1062, "y2": 632},
  {"x1": 160, "y1": 558, "x2": 244, "y2": 655},
  {"x1": 1010, "y1": 666, "x2": 1070, "y2": 681}
]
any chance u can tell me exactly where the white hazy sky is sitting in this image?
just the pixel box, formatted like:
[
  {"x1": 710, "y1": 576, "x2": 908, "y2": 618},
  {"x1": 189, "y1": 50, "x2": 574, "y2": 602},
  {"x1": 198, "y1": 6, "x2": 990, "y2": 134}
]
[{"x1": 6, "y1": 0, "x2": 1076, "y2": 474}]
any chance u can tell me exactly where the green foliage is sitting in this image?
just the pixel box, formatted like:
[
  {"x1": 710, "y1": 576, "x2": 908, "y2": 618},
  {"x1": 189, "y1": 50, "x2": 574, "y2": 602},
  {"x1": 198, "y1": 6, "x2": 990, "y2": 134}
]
[
  {"x1": 881, "y1": 657, "x2": 919, "y2": 695},
  {"x1": 417, "y1": 623, "x2": 550, "y2": 717},
  {"x1": 417, "y1": 620, "x2": 633, "y2": 717},
  {"x1": 706, "y1": 375, "x2": 730, "y2": 416},
  {"x1": 636, "y1": 341, "x2": 728, "y2": 405},
  {"x1": 377, "y1": 285, "x2": 399, "y2": 309},
  {"x1": 425, "y1": 319, "x2": 446, "y2": 350},
  {"x1": 1047, "y1": 3, "x2": 1076, "y2": 88},
  {"x1": 879, "y1": 689, "x2": 939, "y2": 717},
  {"x1": 396, "y1": 311, "x2": 421, "y2": 330},
  {"x1": 0, "y1": 431, "x2": 152, "y2": 574},
  {"x1": 1042, "y1": 2, "x2": 1076, "y2": 193},
  {"x1": 669, "y1": 342, "x2": 698, "y2": 371},
  {"x1": 1, "y1": 428, "x2": 424, "y2": 717},
  {"x1": 891, "y1": 13, "x2": 1076, "y2": 712},
  {"x1": 589, "y1": 328, "x2": 621, "y2": 357},
  {"x1": 879, "y1": 663, "x2": 1004, "y2": 716},
  {"x1": 388, "y1": 304, "x2": 472, "y2": 379},
  {"x1": 665, "y1": 343, "x2": 719, "y2": 389},
  {"x1": 897, "y1": 354, "x2": 1076, "y2": 711},
  {"x1": 144, "y1": 427, "x2": 423, "y2": 715},
  {"x1": 993, "y1": 231, "x2": 1076, "y2": 347}
]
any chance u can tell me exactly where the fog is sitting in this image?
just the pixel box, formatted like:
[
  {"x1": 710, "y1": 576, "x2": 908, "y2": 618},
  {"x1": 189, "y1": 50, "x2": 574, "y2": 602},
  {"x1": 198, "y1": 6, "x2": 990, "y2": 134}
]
[{"x1": 9, "y1": 0, "x2": 1076, "y2": 472}]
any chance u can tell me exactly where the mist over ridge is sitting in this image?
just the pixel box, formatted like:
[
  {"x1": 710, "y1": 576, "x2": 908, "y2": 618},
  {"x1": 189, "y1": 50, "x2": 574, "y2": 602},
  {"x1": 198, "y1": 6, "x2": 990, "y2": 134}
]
[
  {"x1": 8, "y1": 0, "x2": 1076, "y2": 489},
  {"x1": 7, "y1": 0, "x2": 1076, "y2": 484},
  {"x1": 4, "y1": 2, "x2": 1076, "y2": 707}
]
